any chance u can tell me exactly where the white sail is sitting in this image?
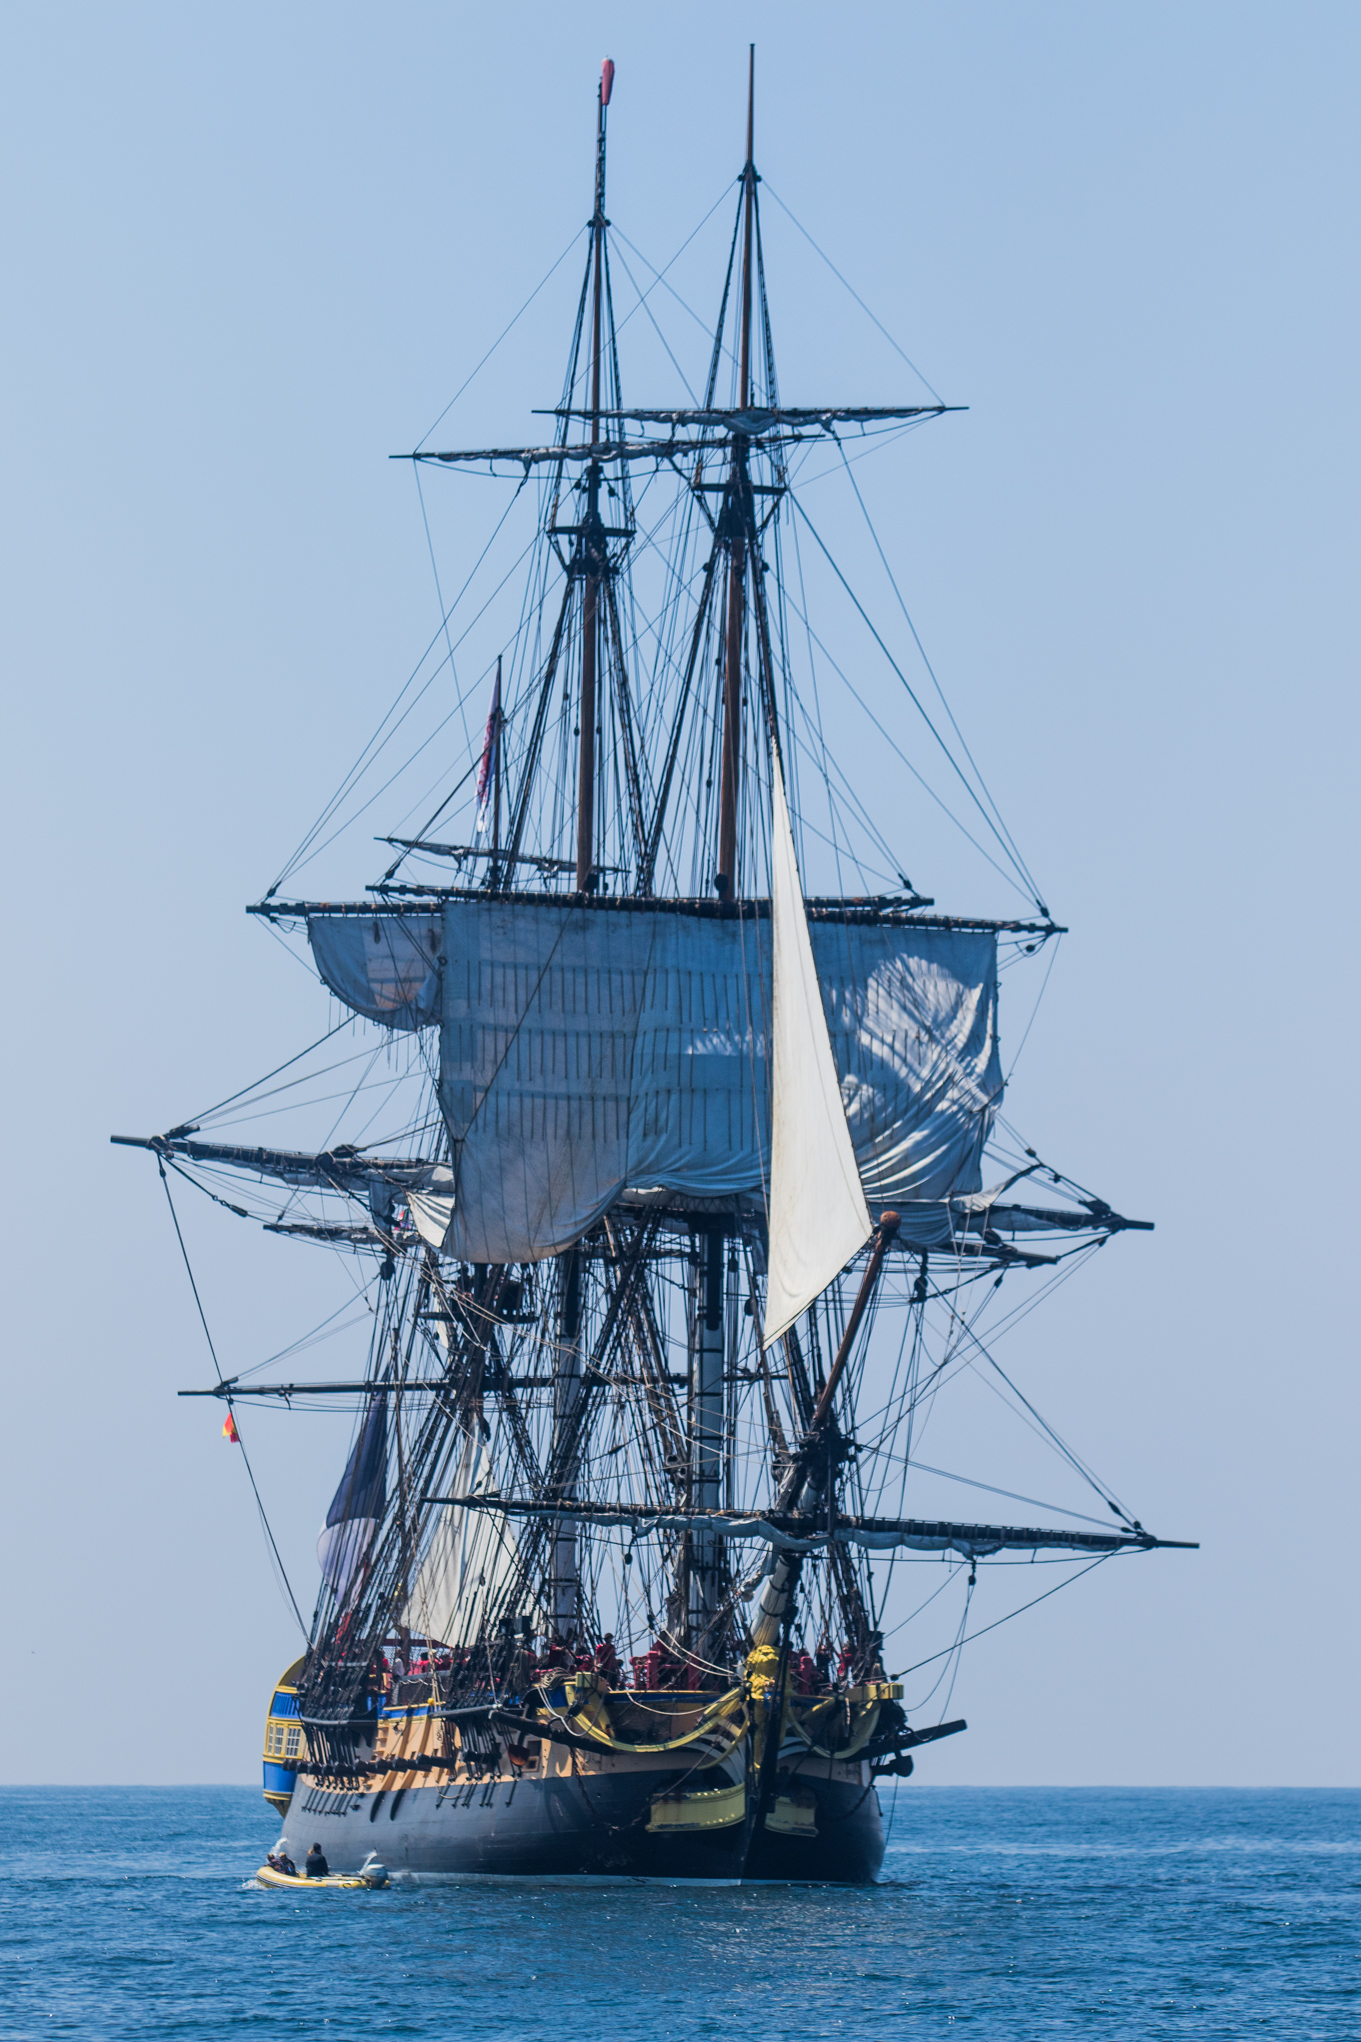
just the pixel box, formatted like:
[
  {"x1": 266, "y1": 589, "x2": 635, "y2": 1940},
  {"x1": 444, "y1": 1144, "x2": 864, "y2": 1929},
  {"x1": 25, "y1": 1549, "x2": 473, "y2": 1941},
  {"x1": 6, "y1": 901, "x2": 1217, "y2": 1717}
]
[
  {"x1": 402, "y1": 1429, "x2": 519, "y2": 1648},
  {"x1": 762, "y1": 755, "x2": 872, "y2": 1348}
]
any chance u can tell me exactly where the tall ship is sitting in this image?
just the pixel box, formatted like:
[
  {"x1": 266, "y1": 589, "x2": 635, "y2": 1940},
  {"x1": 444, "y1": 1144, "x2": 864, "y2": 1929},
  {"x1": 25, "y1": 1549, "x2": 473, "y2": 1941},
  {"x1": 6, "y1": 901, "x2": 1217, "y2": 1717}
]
[{"x1": 117, "y1": 56, "x2": 1190, "y2": 1883}]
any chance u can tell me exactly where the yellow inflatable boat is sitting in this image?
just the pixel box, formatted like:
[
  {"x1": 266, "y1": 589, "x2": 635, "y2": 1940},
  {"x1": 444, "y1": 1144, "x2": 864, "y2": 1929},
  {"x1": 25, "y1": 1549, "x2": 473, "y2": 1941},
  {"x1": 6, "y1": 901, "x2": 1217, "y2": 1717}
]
[{"x1": 256, "y1": 1854, "x2": 389, "y2": 1890}]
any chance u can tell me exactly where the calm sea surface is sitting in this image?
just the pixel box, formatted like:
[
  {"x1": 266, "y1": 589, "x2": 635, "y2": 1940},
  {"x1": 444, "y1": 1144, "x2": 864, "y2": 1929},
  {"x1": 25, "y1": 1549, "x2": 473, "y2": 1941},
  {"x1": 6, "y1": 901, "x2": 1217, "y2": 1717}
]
[{"x1": 0, "y1": 1786, "x2": 1355, "y2": 2039}]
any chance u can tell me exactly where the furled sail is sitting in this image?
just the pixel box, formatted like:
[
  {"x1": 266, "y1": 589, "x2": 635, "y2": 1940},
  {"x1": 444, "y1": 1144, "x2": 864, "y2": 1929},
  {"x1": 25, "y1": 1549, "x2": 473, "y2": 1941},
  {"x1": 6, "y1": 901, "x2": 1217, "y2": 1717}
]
[
  {"x1": 434, "y1": 1495, "x2": 1172, "y2": 1559},
  {"x1": 308, "y1": 901, "x2": 1001, "y2": 1264},
  {"x1": 116, "y1": 1131, "x2": 1130, "y2": 1257},
  {"x1": 122, "y1": 1132, "x2": 1133, "y2": 1269},
  {"x1": 763, "y1": 753, "x2": 872, "y2": 1347},
  {"x1": 401, "y1": 1429, "x2": 519, "y2": 1648}
]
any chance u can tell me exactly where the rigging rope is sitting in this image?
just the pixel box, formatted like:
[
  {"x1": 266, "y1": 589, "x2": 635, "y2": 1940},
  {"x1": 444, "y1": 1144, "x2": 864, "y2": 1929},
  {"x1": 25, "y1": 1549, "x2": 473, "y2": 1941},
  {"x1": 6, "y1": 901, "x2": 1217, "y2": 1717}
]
[
  {"x1": 791, "y1": 495, "x2": 1048, "y2": 911},
  {"x1": 415, "y1": 226, "x2": 587, "y2": 451},
  {"x1": 940, "y1": 1291, "x2": 1137, "y2": 1527},
  {"x1": 831, "y1": 432, "x2": 1047, "y2": 904},
  {"x1": 609, "y1": 241, "x2": 700, "y2": 404},
  {"x1": 414, "y1": 462, "x2": 474, "y2": 764},
  {"x1": 612, "y1": 190, "x2": 741, "y2": 358},
  {"x1": 934, "y1": 1572, "x2": 975, "y2": 1723},
  {"x1": 776, "y1": 558, "x2": 1040, "y2": 902},
  {"x1": 157, "y1": 1161, "x2": 307, "y2": 1637},
  {"x1": 891, "y1": 1552, "x2": 1115, "y2": 1680},
  {"x1": 268, "y1": 486, "x2": 532, "y2": 893},
  {"x1": 186, "y1": 1018, "x2": 355, "y2": 1127},
  {"x1": 761, "y1": 180, "x2": 944, "y2": 405},
  {"x1": 1001, "y1": 934, "x2": 1064, "y2": 1085}
]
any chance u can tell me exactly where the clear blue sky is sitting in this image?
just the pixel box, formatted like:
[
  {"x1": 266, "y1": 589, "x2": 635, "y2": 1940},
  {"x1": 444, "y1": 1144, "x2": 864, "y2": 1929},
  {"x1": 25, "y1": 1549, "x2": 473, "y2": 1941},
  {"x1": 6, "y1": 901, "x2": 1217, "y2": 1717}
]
[{"x1": 2, "y1": 1, "x2": 1356, "y2": 1786}]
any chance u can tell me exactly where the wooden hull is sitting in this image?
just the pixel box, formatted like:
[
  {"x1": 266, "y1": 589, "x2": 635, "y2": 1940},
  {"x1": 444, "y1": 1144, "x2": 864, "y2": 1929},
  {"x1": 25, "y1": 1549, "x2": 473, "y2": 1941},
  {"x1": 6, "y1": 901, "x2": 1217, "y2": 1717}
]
[{"x1": 275, "y1": 1748, "x2": 885, "y2": 1884}]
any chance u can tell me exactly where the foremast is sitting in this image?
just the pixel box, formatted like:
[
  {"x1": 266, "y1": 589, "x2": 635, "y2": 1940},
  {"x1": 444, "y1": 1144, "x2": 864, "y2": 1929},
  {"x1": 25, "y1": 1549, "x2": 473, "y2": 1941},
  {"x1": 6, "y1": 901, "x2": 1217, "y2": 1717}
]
[
  {"x1": 716, "y1": 48, "x2": 758, "y2": 899},
  {"x1": 574, "y1": 62, "x2": 612, "y2": 893}
]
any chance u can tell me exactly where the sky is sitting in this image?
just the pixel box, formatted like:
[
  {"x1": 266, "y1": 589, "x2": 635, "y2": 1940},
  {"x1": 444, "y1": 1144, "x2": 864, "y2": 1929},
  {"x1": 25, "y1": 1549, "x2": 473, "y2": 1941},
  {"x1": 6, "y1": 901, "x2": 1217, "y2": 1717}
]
[{"x1": 2, "y1": 1, "x2": 1357, "y2": 1788}]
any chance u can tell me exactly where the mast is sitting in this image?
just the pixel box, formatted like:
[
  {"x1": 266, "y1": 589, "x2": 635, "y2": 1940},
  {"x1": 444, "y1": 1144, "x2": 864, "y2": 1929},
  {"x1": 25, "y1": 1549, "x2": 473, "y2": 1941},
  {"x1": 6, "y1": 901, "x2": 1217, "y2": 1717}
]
[
  {"x1": 549, "y1": 1248, "x2": 584, "y2": 1639},
  {"x1": 391, "y1": 1326, "x2": 410, "y2": 1664},
  {"x1": 714, "y1": 45, "x2": 756, "y2": 900},
  {"x1": 687, "y1": 1225, "x2": 727, "y2": 1657},
  {"x1": 677, "y1": 48, "x2": 760, "y2": 1662},
  {"x1": 491, "y1": 654, "x2": 502, "y2": 887},
  {"x1": 556, "y1": 62, "x2": 614, "y2": 1636},
  {"x1": 575, "y1": 63, "x2": 611, "y2": 892},
  {"x1": 747, "y1": 1215, "x2": 901, "y2": 1660},
  {"x1": 669, "y1": 47, "x2": 759, "y2": 1668}
]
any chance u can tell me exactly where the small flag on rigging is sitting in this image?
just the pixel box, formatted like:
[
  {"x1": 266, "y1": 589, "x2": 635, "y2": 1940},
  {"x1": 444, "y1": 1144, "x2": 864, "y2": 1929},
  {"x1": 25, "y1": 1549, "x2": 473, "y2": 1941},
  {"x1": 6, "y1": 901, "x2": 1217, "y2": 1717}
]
[
  {"x1": 222, "y1": 1409, "x2": 240, "y2": 1444},
  {"x1": 474, "y1": 661, "x2": 501, "y2": 838}
]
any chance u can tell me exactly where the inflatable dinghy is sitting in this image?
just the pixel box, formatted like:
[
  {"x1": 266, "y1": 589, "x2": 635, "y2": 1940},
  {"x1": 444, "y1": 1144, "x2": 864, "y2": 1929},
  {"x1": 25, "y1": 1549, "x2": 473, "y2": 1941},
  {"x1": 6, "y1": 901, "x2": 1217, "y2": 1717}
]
[{"x1": 256, "y1": 1852, "x2": 388, "y2": 1890}]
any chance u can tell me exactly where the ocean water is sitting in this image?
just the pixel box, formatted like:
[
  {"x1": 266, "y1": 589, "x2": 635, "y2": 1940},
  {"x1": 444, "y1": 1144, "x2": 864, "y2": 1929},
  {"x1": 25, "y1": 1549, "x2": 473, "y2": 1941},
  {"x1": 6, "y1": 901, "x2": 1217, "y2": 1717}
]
[{"x1": 0, "y1": 1786, "x2": 1355, "y2": 2039}]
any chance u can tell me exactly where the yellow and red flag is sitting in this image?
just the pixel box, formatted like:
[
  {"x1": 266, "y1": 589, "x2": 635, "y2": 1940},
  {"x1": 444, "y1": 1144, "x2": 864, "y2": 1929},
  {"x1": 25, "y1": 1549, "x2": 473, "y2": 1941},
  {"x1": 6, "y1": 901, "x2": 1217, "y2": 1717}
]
[{"x1": 222, "y1": 1410, "x2": 240, "y2": 1444}]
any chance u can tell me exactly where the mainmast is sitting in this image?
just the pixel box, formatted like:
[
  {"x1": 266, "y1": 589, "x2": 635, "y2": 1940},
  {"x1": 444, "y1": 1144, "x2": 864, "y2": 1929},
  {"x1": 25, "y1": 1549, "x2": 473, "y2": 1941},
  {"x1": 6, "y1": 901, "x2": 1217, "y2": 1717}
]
[
  {"x1": 555, "y1": 62, "x2": 614, "y2": 1643},
  {"x1": 679, "y1": 56, "x2": 758, "y2": 1663},
  {"x1": 549, "y1": 1248, "x2": 584, "y2": 1636},
  {"x1": 714, "y1": 47, "x2": 756, "y2": 900},
  {"x1": 687, "y1": 1224, "x2": 728, "y2": 1658},
  {"x1": 575, "y1": 60, "x2": 613, "y2": 892}
]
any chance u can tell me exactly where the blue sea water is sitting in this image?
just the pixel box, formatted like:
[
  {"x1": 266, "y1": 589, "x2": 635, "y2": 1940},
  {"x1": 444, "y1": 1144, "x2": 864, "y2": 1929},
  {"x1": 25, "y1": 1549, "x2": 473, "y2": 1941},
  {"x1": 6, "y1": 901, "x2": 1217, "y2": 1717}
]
[{"x1": 0, "y1": 1786, "x2": 1355, "y2": 2039}]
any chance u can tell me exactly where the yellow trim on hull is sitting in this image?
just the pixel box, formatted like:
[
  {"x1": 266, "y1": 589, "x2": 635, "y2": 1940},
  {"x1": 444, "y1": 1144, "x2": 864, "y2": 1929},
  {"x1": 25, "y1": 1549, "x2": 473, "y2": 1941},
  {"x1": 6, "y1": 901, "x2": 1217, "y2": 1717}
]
[{"x1": 645, "y1": 1781, "x2": 746, "y2": 1833}]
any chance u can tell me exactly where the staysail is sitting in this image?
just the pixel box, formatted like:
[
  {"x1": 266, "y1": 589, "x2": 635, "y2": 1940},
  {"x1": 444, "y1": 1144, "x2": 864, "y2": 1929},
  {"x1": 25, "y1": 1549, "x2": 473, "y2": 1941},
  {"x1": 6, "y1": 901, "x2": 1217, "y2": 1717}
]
[{"x1": 763, "y1": 754, "x2": 872, "y2": 1346}]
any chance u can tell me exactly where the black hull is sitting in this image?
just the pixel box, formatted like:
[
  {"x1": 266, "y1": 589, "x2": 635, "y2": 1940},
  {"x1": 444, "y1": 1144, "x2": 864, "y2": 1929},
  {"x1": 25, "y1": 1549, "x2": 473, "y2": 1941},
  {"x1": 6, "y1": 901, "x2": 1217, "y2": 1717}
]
[{"x1": 279, "y1": 1768, "x2": 885, "y2": 1885}]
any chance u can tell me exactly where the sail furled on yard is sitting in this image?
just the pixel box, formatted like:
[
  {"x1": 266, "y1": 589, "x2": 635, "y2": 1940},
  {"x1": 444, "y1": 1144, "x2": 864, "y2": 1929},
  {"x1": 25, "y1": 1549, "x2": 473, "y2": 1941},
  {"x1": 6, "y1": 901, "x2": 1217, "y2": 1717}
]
[
  {"x1": 307, "y1": 902, "x2": 1001, "y2": 1264},
  {"x1": 763, "y1": 754, "x2": 871, "y2": 1347}
]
